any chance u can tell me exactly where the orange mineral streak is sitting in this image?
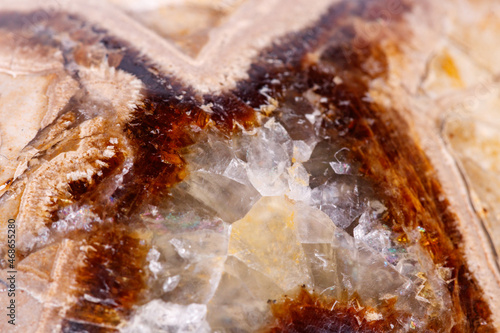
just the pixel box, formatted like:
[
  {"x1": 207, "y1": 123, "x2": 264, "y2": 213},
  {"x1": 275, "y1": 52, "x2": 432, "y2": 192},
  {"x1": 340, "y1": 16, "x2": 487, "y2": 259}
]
[
  {"x1": 269, "y1": 288, "x2": 407, "y2": 333},
  {"x1": 61, "y1": 225, "x2": 150, "y2": 331},
  {"x1": 438, "y1": 50, "x2": 464, "y2": 87}
]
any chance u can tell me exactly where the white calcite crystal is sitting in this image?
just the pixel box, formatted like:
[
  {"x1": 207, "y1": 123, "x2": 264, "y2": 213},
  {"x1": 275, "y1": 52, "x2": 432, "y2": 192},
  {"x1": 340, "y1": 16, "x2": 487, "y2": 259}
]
[
  {"x1": 246, "y1": 130, "x2": 291, "y2": 196},
  {"x1": 123, "y1": 300, "x2": 210, "y2": 333}
]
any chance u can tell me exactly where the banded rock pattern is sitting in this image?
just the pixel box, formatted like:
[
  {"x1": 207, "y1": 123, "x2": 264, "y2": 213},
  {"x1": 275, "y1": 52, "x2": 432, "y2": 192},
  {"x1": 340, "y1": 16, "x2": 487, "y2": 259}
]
[{"x1": 0, "y1": 0, "x2": 499, "y2": 332}]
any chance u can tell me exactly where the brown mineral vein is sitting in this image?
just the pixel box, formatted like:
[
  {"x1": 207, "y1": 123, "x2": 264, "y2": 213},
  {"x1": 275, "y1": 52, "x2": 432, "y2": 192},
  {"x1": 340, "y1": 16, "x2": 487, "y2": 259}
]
[{"x1": 61, "y1": 225, "x2": 150, "y2": 332}]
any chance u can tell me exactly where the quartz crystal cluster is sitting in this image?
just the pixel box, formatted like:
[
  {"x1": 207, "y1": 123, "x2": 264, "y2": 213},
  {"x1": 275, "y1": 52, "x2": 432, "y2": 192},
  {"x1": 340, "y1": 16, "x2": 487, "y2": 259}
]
[{"x1": 128, "y1": 110, "x2": 451, "y2": 332}]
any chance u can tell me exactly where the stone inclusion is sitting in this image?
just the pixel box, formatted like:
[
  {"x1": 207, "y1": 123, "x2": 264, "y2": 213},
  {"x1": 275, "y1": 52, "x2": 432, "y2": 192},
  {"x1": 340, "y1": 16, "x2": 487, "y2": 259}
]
[{"x1": 128, "y1": 111, "x2": 448, "y2": 332}]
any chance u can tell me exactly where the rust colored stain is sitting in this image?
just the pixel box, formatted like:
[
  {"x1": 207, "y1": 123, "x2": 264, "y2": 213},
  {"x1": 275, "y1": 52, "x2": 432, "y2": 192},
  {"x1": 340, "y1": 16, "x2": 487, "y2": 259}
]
[
  {"x1": 62, "y1": 225, "x2": 150, "y2": 331},
  {"x1": 269, "y1": 288, "x2": 407, "y2": 332},
  {"x1": 439, "y1": 50, "x2": 464, "y2": 87}
]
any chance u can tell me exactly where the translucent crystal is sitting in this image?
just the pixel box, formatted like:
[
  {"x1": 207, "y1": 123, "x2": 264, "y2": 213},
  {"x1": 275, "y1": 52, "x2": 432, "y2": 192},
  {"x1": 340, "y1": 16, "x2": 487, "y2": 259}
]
[
  {"x1": 277, "y1": 96, "x2": 318, "y2": 146},
  {"x1": 124, "y1": 300, "x2": 210, "y2": 333},
  {"x1": 311, "y1": 181, "x2": 367, "y2": 229},
  {"x1": 354, "y1": 243, "x2": 409, "y2": 304},
  {"x1": 148, "y1": 184, "x2": 226, "y2": 232},
  {"x1": 303, "y1": 229, "x2": 410, "y2": 307},
  {"x1": 184, "y1": 137, "x2": 235, "y2": 175},
  {"x1": 396, "y1": 258, "x2": 421, "y2": 281},
  {"x1": 169, "y1": 229, "x2": 229, "y2": 261},
  {"x1": 329, "y1": 161, "x2": 351, "y2": 175},
  {"x1": 303, "y1": 140, "x2": 343, "y2": 187},
  {"x1": 180, "y1": 171, "x2": 260, "y2": 223},
  {"x1": 301, "y1": 243, "x2": 342, "y2": 298},
  {"x1": 246, "y1": 126, "x2": 291, "y2": 196},
  {"x1": 163, "y1": 275, "x2": 181, "y2": 293},
  {"x1": 222, "y1": 158, "x2": 251, "y2": 186},
  {"x1": 207, "y1": 256, "x2": 281, "y2": 332},
  {"x1": 329, "y1": 148, "x2": 353, "y2": 175},
  {"x1": 166, "y1": 256, "x2": 226, "y2": 304},
  {"x1": 132, "y1": 113, "x2": 440, "y2": 331},
  {"x1": 292, "y1": 140, "x2": 314, "y2": 163},
  {"x1": 293, "y1": 201, "x2": 335, "y2": 244},
  {"x1": 353, "y1": 212, "x2": 391, "y2": 253},
  {"x1": 147, "y1": 247, "x2": 163, "y2": 278},
  {"x1": 149, "y1": 227, "x2": 229, "y2": 304},
  {"x1": 228, "y1": 196, "x2": 311, "y2": 291},
  {"x1": 286, "y1": 162, "x2": 311, "y2": 203},
  {"x1": 262, "y1": 118, "x2": 294, "y2": 156}
]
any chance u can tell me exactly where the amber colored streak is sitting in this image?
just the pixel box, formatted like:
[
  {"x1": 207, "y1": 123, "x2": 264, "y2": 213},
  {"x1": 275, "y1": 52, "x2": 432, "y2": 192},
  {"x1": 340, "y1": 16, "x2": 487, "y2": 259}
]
[
  {"x1": 438, "y1": 51, "x2": 464, "y2": 87},
  {"x1": 61, "y1": 320, "x2": 118, "y2": 333},
  {"x1": 61, "y1": 224, "x2": 149, "y2": 331},
  {"x1": 47, "y1": 151, "x2": 125, "y2": 224},
  {"x1": 337, "y1": 96, "x2": 495, "y2": 331},
  {"x1": 232, "y1": 0, "x2": 493, "y2": 331},
  {"x1": 269, "y1": 288, "x2": 407, "y2": 333},
  {"x1": 342, "y1": 99, "x2": 493, "y2": 331}
]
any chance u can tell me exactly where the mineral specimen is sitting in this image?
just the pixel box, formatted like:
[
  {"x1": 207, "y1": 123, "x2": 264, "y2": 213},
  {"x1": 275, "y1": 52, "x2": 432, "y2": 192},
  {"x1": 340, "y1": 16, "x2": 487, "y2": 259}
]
[{"x1": 0, "y1": 0, "x2": 499, "y2": 332}]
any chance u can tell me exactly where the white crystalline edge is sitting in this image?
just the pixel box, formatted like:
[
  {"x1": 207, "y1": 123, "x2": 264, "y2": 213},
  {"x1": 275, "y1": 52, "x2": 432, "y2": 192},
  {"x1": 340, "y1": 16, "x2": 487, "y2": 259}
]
[
  {"x1": 163, "y1": 275, "x2": 181, "y2": 293},
  {"x1": 122, "y1": 300, "x2": 210, "y2": 333},
  {"x1": 147, "y1": 247, "x2": 163, "y2": 278}
]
